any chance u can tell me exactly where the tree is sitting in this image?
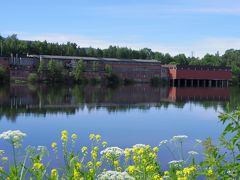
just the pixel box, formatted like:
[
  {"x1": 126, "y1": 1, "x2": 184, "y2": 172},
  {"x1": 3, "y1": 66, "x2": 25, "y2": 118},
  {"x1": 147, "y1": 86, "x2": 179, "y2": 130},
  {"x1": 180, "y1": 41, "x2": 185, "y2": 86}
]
[
  {"x1": 73, "y1": 59, "x2": 85, "y2": 82},
  {"x1": 47, "y1": 60, "x2": 63, "y2": 82},
  {"x1": 104, "y1": 64, "x2": 112, "y2": 75},
  {"x1": 0, "y1": 65, "x2": 8, "y2": 83},
  {"x1": 38, "y1": 60, "x2": 45, "y2": 77},
  {"x1": 92, "y1": 61, "x2": 98, "y2": 72},
  {"x1": 173, "y1": 54, "x2": 189, "y2": 65}
]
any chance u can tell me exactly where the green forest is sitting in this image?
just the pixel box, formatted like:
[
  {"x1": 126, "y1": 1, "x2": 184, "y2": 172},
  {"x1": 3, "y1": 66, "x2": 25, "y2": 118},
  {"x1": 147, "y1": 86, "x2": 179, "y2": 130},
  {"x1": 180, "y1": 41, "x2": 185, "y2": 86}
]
[{"x1": 1, "y1": 34, "x2": 240, "y2": 83}]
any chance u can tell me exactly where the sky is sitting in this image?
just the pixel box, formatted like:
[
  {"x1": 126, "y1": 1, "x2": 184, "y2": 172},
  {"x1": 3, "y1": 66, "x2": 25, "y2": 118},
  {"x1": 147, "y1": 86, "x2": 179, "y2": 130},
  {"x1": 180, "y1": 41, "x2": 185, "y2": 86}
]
[{"x1": 1, "y1": 0, "x2": 240, "y2": 57}]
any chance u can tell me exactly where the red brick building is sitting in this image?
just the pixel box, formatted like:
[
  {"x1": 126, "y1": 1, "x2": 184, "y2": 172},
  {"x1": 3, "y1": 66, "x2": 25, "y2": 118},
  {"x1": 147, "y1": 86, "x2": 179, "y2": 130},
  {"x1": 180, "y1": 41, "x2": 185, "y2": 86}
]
[
  {"x1": 162, "y1": 65, "x2": 232, "y2": 87},
  {"x1": 28, "y1": 55, "x2": 168, "y2": 82}
]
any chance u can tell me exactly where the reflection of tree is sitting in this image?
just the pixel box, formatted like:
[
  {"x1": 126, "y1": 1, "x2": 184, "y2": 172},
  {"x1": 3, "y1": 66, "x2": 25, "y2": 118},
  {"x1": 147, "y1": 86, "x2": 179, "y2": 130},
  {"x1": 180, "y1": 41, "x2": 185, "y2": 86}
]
[
  {"x1": 222, "y1": 87, "x2": 240, "y2": 112},
  {"x1": 0, "y1": 84, "x2": 239, "y2": 122}
]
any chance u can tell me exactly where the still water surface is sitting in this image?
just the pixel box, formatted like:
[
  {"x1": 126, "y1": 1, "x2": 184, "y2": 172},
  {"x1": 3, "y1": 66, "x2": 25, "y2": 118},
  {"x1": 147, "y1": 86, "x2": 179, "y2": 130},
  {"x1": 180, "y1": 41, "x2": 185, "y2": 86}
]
[{"x1": 0, "y1": 84, "x2": 239, "y2": 168}]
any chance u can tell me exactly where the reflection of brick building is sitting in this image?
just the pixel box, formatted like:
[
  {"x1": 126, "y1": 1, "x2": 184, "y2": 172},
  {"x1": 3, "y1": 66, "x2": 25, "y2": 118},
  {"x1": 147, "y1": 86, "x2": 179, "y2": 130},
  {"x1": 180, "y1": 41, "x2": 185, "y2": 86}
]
[{"x1": 167, "y1": 87, "x2": 230, "y2": 102}]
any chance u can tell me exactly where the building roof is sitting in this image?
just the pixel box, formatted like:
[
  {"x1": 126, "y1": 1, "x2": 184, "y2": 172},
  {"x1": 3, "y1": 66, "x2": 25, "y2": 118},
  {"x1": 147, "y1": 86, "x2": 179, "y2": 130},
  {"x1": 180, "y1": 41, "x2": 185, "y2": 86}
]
[
  {"x1": 27, "y1": 54, "x2": 161, "y2": 64},
  {"x1": 162, "y1": 64, "x2": 231, "y2": 70}
]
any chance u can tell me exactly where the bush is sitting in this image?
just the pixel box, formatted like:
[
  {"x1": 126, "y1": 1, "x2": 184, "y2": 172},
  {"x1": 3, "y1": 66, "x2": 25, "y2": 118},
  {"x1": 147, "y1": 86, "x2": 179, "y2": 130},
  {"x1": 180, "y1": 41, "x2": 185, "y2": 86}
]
[
  {"x1": 0, "y1": 66, "x2": 9, "y2": 83},
  {"x1": 106, "y1": 74, "x2": 121, "y2": 85},
  {"x1": 27, "y1": 73, "x2": 38, "y2": 83}
]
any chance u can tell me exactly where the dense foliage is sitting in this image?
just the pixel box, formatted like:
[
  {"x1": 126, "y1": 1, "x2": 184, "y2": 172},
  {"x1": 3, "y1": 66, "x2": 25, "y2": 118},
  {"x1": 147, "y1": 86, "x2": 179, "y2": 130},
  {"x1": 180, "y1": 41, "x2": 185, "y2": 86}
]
[
  {"x1": 0, "y1": 65, "x2": 9, "y2": 83},
  {"x1": 1, "y1": 34, "x2": 240, "y2": 83}
]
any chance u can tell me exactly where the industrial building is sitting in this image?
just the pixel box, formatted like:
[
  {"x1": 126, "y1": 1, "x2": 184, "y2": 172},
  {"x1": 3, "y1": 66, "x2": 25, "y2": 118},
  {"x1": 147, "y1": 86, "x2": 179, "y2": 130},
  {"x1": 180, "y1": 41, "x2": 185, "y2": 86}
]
[{"x1": 0, "y1": 55, "x2": 232, "y2": 85}]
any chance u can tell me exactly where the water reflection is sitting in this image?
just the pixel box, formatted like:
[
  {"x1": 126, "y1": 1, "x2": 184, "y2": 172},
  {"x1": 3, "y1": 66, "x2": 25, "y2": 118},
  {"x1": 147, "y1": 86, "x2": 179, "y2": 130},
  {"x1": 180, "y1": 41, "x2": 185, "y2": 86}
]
[{"x1": 0, "y1": 83, "x2": 236, "y2": 121}]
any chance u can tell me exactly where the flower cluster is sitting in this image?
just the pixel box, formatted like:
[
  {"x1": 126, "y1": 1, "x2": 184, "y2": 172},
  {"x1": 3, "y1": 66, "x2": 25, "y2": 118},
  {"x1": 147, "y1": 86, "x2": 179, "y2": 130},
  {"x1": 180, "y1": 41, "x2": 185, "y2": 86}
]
[
  {"x1": 100, "y1": 147, "x2": 124, "y2": 158},
  {"x1": 168, "y1": 160, "x2": 185, "y2": 168},
  {"x1": 0, "y1": 130, "x2": 26, "y2": 148},
  {"x1": 97, "y1": 170, "x2": 134, "y2": 180},
  {"x1": 159, "y1": 140, "x2": 168, "y2": 146},
  {"x1": 170, "y1": 135, "x2": 188, "y2": 143},
  {"x1": 176, "y1": 166, "x2": 197, "y2": 179},
  {"x1": 188, "y1": 151, "x2": 198, "y2": 156}
]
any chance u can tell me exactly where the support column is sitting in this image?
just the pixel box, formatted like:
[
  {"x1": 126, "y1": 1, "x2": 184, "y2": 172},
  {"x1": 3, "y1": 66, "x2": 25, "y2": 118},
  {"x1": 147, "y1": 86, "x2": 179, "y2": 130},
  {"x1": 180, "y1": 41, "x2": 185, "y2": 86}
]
[
  {"x1": 203, "y1": 80, "x2": 206, "y2": 87},
  {"x1": 209, "y1": 80, "x2": 212, "y2": 87},
  {"x1": 184, "y1": 80, "x2": 187, "y2": 87},
  {"x1": 178, "y1": 79, "x2": 180, "y2": 87},
  {"x1": 172, "y1": 79, "x2": 175, "y2": 87},
  {"x1": 226, "y1": 80, "x2": 229, "y2": 87},
  {"x1": 197, "y1": 80, "x2": 200, "y2": 87},
  {"x1": 191, "y1": 79, "x2": 193, "y2": 87},
  {"x1": 221, "y1": 80, "x2": 224, "y2": 87}
]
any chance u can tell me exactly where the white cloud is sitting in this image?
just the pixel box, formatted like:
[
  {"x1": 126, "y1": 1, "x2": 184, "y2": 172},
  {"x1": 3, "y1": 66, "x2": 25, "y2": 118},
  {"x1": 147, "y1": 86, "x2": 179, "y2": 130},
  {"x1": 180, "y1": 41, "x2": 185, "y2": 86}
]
[
  {"x1": 89, "y1": 4, "x2": 240, "y2": 16},
  {"x1": 16, "y1": 33, "x2": 240, "y2": 58}
]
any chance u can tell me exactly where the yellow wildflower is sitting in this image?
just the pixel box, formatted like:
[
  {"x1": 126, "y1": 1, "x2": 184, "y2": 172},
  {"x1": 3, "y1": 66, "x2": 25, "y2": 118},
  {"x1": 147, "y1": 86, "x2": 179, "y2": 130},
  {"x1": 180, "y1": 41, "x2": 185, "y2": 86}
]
[
  {"x1": 91, "y1": 151, "x2": 97, "y2": 160},
  {"x1": 61, "y1": 130, "x2": 68, "y2": 142},
  {"x1": 153, "y1": 147, "x2": 159, "y2": 152},
  {"x1": 75, "y1": 162, "x2": 82, "y2": 169},
  {"x1": 146, "y1": 165, "x2": 155, "y2": 172},
  {"x1": 124, "y1": 148, "x2": 131, "y2": 157},
  {"x1": 133, "y1": 155, "x2": 138, "y2": 162},
  {"x1": 138, "y1": 148, "x2": 145, "y2": 155},
  {"x1": 51, "y1": 169, "x2": 58, "y2": 178},
  {"x1": 117, "y1": 167, "x2": 122, "y2": 171},
  {"x1": 177, "y1": 177, "x2": 187, "y2": 180},
  {"x1": 183, "y1": 167, "x2": 191, "y2": 176},
  {"x1": 0, "y1": 166, "x2": 3, "y2": 171},
  {"x1": 146, "y1": 145, "x2": 151, "y2": 149},
  {"x1": 102, "y1": 141, "x2": 107, "y2": 147},
  {"x1": 189, "y1": 166, "x2": 196, "y2": 172},
  {"x1": 153, "y1": 174, "x2": 163, "y2": 180},
  {"x1": 128, "y1": 165, "x2": 136, "y2": 174},
  {"x1": 176, "y1": 170, "x2": 183, "y2": 176},
  {"x1": 113, "y1": 160, "x2": 119, "y2": 166},
  {"x1": 93, "y1": 146, "x2": 99, "y2": 151},
  {"x1": 71, "y1": 133, "x2": 78, "y2": 140},
  {"x1": 96, "y1": 134, "x2": 101, "y2": 141},
  {"x1": 96, "y1": 161, "x2": 102, "y2": 167},
  {"x1": 61, "y1": 130, "x2": 68, "y2": 136},
  {"x1": 89, "y1": 133, "x2": 95, "y2": 140},
  {"x1": 81, "y1": 146, "x2": 88, "y2": 153},
  {"x1": 73, "y1": 169, "x2": 81, "y2": 178},
  {"x1": 207, "y1": 168, "x2": 213, "y2": 176},
  {"x1": 61, "y1": 134, "x2": 68, "y2": 142},
  {"x1": 33, "y1": 162, "x2": 44, "y2": 170},
  {"x1": 152, "y1": 153, "x2": 157, "y2": 159},
  {"x1": 164, "y1": 171, "x2": 170, "y2": 176},
  {"x1": 89, "y1": 168, "x2": 94, "y2": 174},
  {"x1": 51, "y1": 142, "x2": 57, "y2": 149},
  {"x1": 105, "y1": 152, "x2": 111, "y2": 159},
  {"x1": 88, "y1": 161, "x2": 93, "y2": 167}
]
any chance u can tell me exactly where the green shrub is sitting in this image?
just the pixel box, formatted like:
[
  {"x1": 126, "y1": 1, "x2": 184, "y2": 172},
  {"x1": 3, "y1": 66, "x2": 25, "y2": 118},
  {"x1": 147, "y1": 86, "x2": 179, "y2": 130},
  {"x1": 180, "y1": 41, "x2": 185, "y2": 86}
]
[
  {"x1": 27, "y1": 73, "x2": 38, "y2": 83},
  {"x1": 0, "y1": 66, "x2": 9, "y2": 83}
]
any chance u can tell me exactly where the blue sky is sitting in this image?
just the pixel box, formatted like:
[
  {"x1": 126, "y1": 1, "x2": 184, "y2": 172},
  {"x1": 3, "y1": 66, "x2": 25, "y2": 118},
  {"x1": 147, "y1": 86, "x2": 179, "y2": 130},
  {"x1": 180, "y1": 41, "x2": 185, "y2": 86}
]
[{"x1": 1, "y1": 0, "x2": 240, "y2": 57}]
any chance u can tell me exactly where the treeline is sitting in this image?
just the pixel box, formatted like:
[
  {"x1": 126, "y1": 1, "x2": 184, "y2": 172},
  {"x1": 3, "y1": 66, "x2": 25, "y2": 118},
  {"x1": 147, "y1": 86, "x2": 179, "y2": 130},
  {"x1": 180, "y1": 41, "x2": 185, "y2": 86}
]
[{"x1": 1, "y1": 34, "x2": 240, "y2": 83}]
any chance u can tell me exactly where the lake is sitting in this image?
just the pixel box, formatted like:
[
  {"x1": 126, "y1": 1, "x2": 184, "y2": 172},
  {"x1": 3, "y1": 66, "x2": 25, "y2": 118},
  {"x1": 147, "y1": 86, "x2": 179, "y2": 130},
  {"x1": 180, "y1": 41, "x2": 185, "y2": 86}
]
[{"x1": 0, "y1": 84, "x2": 239, "y2": 169}]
